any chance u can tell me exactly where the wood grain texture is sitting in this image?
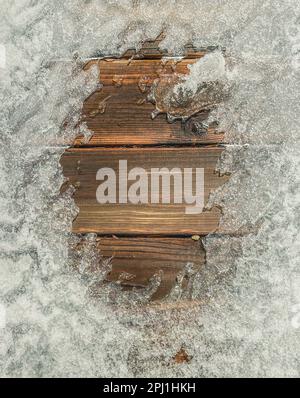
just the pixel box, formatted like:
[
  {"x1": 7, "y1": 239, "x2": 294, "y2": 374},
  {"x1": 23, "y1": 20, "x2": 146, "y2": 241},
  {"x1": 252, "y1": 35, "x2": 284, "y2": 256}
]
[
  {"x1": 75, "y1": 57, "x2": 224, "y2": 146},
  {"x1": 63, "y1": 39, "x2": 228, "y2": 302},
  {"x1": 61, "y1": 146, "x2": 228, "y2": 235},
  {"x1": 97, "y1": 237, "x2": 205, "y2": 300}
]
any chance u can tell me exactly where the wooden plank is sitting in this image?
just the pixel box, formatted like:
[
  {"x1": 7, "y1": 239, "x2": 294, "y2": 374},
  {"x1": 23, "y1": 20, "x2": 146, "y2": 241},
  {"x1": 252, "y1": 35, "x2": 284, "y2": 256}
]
[
  {"x1": 61, "y1": 146, "x2": 228, "y2": 235},
  {"x1": 63, "y1": 40, "x2": 228, "y2": 303},
  {"x1": 96, "y1": 237, "x2": 205, "y2": 301},
  {"x1": 121, "y1": 33, "x2": 207, "y2": 59},
  {"x1": 75, "y1": 57, "x2": 224, "y2": 146}
]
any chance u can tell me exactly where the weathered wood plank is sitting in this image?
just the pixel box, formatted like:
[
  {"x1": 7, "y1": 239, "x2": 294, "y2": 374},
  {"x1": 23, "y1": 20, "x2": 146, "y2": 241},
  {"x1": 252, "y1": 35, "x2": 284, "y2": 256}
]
[
  {"x1": 121, "y1": 33, "x2": 207, "y2": 59},
  {"x1": 61, "y1": 146, "x2": 227, "y2": 235},
  {"x1": 97, "y1": 237, "x2": 205, "y2": 301},
  {"x1": 75, "y1": 58, "x2": 224, "y2": 146}
]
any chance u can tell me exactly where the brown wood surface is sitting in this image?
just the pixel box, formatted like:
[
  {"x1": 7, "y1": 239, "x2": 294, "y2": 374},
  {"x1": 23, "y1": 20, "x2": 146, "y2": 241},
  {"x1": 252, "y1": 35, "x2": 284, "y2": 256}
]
[
  {"x1": 75, "y1": 57, "x2": 224, "y2": 146},
  {"x1": 97, "y1": 237, "x2": 205, "y2": 301},
  {"x1": 61, "y1": 146, "x2": 227, "y2": 235},
  {"x1": 63, "y1": 39, "x2": 227, "y2": 301},
  {"x1": 121, "y1": 33, "x2": 208, "y2": 59}
]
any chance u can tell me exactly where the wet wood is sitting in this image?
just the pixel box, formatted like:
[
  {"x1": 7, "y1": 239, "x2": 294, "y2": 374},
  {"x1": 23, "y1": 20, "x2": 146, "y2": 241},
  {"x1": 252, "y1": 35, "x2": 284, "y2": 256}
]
[
  {"x1": 173, "y1": 348, "x2": 192, "y2": 364},
  {"x1": 97, "y1": 237, "x2": 205, "y2": 301},
  {"x1": 75, "y1": 57, "x2": 224, "y2": 146},
  {"x1": 61, "y1": 146, "x2": 227, "y2": 235}
]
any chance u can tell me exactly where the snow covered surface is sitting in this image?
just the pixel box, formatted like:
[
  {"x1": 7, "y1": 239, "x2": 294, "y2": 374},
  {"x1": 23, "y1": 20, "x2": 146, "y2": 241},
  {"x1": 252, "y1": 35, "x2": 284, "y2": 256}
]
[{"x1": 0, "y1": 0, "x2": 299, "y2": 377}]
